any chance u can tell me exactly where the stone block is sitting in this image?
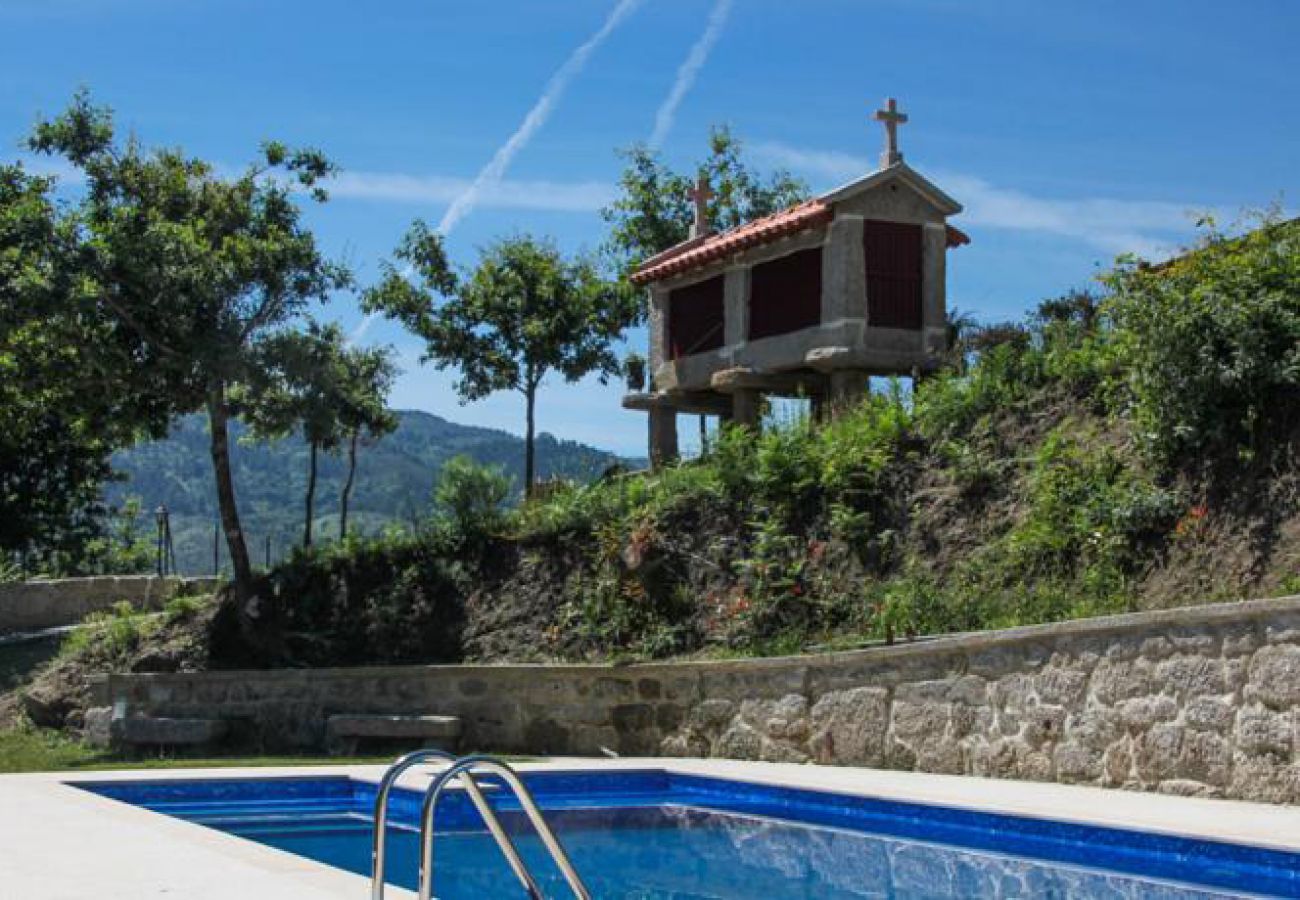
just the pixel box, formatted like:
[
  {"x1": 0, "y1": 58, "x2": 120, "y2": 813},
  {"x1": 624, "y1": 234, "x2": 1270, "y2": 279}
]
[
  {"x1": 1088, "y1": 657, "x2": 1154, "y2": 705},
  {"x1": 1115, "y1": 695, "x2": 1178, "y2": 730},
  {"x1": 1247, "y1": 645, "x2": 1300, "y2": 709},
  {"x1": 1036, "y1": 667, "x2": 1088, "y2": 706},
  {"x1": 83, "y1": 707, "x2": 113, "y2": 748},
  {"x1": 1134, "y1": 724, "x2": 1184, "y2": 783},
  {"x1": 1184, "y1": 696, "x2": 1235, "y2": 733},
  {"x1": 116, "y1": 717, "x2": 227, "y2": 747},
  {"x1": 1234, "y1": 705, "x2": 1292, "y2": 758},
  {"x1": 1155, "y1": 655, "x2": 1226, "y2": 699},
  {"x1": 1053, "y1": 742, "x2": 1102, "y2": 782},
  {"x1": 808, "y1": 687, "x2": 889, "y2": 765}
]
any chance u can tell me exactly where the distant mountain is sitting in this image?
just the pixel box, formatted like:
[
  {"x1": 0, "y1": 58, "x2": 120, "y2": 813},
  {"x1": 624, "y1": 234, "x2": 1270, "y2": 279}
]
[{"x1": 107, "y1": 411, "x2": 641, "y2": 575}]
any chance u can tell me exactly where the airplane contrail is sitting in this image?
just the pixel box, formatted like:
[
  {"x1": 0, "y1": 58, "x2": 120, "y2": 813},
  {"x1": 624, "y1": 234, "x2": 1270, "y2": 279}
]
[
  {"x1": 350, "y1": 0, "x2": 644, "y2": 344},
  {"x1": 649, "y1": 0, "x2": 734, "y2": 150},
  {"x1": 437, "y1": 0, "x2": 645, "y2": 235}
]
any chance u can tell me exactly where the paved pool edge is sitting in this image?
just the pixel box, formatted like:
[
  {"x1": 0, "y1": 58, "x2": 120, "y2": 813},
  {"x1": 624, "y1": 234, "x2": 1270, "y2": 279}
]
[{"x1": 6, "y1": 759, "x2": 1300, "y2": 898}]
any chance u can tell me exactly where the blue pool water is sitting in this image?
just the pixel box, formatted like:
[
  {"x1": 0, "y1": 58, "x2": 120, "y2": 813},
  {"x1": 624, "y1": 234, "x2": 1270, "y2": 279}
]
[{"x1": 79, "y1": 770, "x2": 1300, "y2": 898}]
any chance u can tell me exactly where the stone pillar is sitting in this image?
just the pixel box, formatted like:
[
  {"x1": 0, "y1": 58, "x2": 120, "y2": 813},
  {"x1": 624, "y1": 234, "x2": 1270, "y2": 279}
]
[
  {"x1": 921, "y1": 222, "x2": 948, "y2": 358},
  {"x1": 828, "y1": 370, "x2": 868, "y2": 416},
  {"x1": 648, "y1": 406, "x2": 678, "y2": 468},
  {"x1": 822, "y1": 214, "x2": 866, "y2": 324},
  {"x1": 723, "y1": 266, "x2": 750, "y2": 348},
  {"x1": 648, "y1": 287, "x2": 669, "y2": 380},
  {"x1": 732, "y1": 389, "x2": 762, "y2": 431}
]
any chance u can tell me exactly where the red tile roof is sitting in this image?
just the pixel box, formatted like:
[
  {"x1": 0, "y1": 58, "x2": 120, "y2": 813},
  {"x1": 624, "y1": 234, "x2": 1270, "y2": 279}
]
[{"x1": 631, "y1": 200, "x2": 970, "y2": 286}]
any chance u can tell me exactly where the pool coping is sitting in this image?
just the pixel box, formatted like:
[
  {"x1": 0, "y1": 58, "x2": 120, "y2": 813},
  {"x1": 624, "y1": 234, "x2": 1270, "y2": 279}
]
[{"x1": 6, "y1": 759, "x2": 1300, "y2": 898}]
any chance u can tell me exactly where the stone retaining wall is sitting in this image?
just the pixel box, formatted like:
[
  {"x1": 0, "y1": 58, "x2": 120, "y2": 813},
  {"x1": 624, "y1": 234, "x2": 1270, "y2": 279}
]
[
  {"x1": 0, "y1": 576, "x2": 218, "y2": 632},
  {"x1": 101, "y1": 595, "x2": 1300, "y2": 804}
]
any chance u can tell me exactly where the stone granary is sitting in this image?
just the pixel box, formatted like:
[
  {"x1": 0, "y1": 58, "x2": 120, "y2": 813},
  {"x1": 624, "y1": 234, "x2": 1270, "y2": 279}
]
[{"x1": 624, "y1": 99, "x2": 970, "y2": 466}]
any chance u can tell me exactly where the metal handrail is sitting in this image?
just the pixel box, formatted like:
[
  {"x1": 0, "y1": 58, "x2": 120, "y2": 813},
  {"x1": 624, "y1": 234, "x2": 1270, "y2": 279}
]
[
  {"x1": 370, "y1": 749, "x2": 507, "y2": 900},
  {"x1": 372, "y1": 749, "x2": 455, "y2": 900},
  {"x1": 418, "y1": 755, "x2": 591, "y2": 900}
]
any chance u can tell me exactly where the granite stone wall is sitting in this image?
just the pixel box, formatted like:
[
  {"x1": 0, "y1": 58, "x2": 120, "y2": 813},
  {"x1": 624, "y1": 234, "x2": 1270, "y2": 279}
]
[
  {"x1": 100, "y1": 595, "x2": 1300, "y2": 804},
  {"x1": 0, "y1": 576, "x2": 218, "y2": 633}
]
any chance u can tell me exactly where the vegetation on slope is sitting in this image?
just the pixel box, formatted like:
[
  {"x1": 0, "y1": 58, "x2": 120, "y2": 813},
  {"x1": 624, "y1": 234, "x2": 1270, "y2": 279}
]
[{"x1": 203, "y1": 214, "x2": 1300, "y2": 666}]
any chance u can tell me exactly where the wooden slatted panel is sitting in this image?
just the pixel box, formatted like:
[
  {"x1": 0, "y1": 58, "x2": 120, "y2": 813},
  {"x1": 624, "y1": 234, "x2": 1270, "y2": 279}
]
[
  {"x1": 748, "y1": 246, "x2": 823, "y2": 341},
  {"x1": 668, "y1": 275, "x2": 726, "y2": 359},
  {"x1": 864, "y1": 220, "x2": 923, "y2": 330}
]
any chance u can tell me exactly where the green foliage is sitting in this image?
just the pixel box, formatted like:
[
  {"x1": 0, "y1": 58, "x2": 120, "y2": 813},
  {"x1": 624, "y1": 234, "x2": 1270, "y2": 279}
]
[
  {"x1": 75, "y1": 497, "x2": 154, "y2": 576},
  {"x1": 107, "y1": 410, "x2": 629, "y2": 574},
  {"x1": 601, "y1": 126, "x2": 809, "y2": 275},
  {"x1": 365, "y1": 232, "x2": 637, "y2": 489},
  {"x1": 1104, "y1": 214, "x2": 1300, "y2": 470},
  {"x1": 242, "y1": 322, "x2": 398, "y2": 547},
  {"x1": 256, "y1": 530, "x2": 466, "y2": 666},
  {"x1": 27, "y1": 91, "x2": 348, "y2": 601},
  {"x1": 0, "y1": 162, "x2": 127, "y2": 569},
  {"x1": 59, "y1": 601, "x2": 152, "y2": 665},
  {"x1": 432, "y1": 456, "x2": 512, "y2": 536}
]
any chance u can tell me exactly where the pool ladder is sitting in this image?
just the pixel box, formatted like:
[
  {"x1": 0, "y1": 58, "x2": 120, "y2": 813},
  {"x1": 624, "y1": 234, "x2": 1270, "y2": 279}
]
[{"x1": 370, "y1": 749, "x2": 591, "y2": 900}]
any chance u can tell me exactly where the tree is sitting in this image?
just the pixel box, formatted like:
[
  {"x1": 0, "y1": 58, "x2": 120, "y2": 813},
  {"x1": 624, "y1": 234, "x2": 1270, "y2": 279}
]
[
  {"x1": 601, "y1": 126, "x2": 809, "y2": 276},
  {"x1": 27, "y1": 93, "x2": 348, "y2": 623},
  {"x1": 0, "y1": 162, "x2": 166, "y2": 572},
  {"x1": 243, "y1": 322, "x2": 349, "y2": 549},
  {"x1": 335, "y1": 344, "x2": 398, "y2": 538},
  {"x1": 364, "y1": 230, "x2": 635, "y2": 492}
]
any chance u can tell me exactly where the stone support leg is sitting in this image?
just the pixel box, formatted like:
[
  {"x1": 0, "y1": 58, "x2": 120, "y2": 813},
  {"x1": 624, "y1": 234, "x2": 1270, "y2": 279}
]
[
  {"x1": 648, "y1": 406, "x2": 679, "y2": 469},
  {"x1": 732, "y1": 389, "x2": 762, "y2": 432},
  {"x1": 828, "y1": 370, "x2": 868, "y2": 416}
]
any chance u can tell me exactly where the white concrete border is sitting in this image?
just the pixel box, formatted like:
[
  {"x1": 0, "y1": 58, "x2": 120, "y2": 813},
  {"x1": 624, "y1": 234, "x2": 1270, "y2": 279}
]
[{"x1": 5, "y1": 759, "x2": 1300, "y2": 898}]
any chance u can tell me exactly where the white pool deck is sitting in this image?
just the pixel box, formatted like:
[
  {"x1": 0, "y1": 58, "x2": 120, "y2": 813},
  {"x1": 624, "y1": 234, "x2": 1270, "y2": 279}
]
[{"x1": 4, "y1": 758, "x2": 1300, "y2": 898}]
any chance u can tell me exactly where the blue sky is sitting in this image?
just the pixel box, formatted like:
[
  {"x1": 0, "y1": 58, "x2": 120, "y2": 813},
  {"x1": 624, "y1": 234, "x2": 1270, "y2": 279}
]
[{"x1": 3, "y1": 0, "x2": 1296, "y2": 456}]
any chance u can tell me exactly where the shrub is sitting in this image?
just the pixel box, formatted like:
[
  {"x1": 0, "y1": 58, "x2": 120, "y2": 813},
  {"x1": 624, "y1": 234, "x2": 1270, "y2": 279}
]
[
  {"x1": 1104, "y1": 214, "x2": 1300, "y2": 470},
  {"x1": 433, "y1": 455, "x2": 512, "y2": 536}
]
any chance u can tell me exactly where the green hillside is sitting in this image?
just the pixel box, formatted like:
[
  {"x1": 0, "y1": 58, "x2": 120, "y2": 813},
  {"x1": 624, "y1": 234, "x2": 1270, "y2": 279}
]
[{"x1": 107, "y1": 410, "x2": 638, "y2": 574}]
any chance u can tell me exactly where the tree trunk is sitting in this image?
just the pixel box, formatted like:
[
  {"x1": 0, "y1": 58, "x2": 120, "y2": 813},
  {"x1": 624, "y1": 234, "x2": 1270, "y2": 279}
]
[
  {"x1": 524, "y1": 387, "x2": 536, "y2": 498},
  {"x1": 206, "y1": 383, "x2": 253, "y2": 601},
  {"x1": 303, "y1": 439, "x2": 317, "y2": 548},
  {"x1": 340, "y1": 429, "x2": 358, "y2": 539}
]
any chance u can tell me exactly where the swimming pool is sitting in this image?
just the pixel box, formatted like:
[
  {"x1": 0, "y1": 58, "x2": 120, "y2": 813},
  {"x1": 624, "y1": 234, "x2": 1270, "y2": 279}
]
[{"x1": 80, "y1": 769, "x2": 1300, "y2": 898}]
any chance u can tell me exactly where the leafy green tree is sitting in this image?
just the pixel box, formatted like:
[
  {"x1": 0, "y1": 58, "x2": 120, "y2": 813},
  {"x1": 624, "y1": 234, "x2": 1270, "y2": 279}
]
[
  {"x1": 601, "y1": 126, "x2": 809, "y2": 275},
  {"x1": 364, "y1": 231, "x2": 635, "y2": 492},
  {"x1": 243, "y1": 322, "x2": 351, "y2": 548},
  {"x1": 336, "y1": 344, "x2": 398, "y2": 538},
  {"x1": 27, "y1": 93, "x2": 348, "y2": 620},
  {"x1": 0, "y1": 161, "x2": 159, "y2": 571}
]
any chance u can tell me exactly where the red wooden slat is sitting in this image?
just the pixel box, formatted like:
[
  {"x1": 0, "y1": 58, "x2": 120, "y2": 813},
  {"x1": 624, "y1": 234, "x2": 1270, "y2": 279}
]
[
  {"x1": 749, "y1": 247, "x2": 823, "y2": 340},
  {"x1": 864, "y1": 220, "x2": 922, "y2": 330},
  {"x1": 668, "y1": 275, "x2": 726, "y2": 359}
]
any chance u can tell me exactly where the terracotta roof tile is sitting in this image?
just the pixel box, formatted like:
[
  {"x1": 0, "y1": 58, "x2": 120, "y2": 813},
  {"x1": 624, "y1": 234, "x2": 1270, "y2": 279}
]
[
  {"x1": 632, "y1": 201, "x2": 969, "y2": 285},
  {"x1": 631, "y1": 200, "x2": 834, "y2": 285}
]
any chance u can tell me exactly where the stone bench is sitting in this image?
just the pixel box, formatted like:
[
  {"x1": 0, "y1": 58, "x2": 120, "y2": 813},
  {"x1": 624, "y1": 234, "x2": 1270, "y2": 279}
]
[
  {"x1": 115, "y1": 717, "x2": 228, "y2": 748},
  {"x1": 325, "y1": 714, "x2": 462, "y2": 756}
]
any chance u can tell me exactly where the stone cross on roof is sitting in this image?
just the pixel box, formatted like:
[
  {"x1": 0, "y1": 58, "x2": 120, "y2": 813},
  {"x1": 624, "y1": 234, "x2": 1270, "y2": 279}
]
[
  {"x1": 872, "y1": 97, "x2": 908, "y2": 168},
  {"x1": 687, "y1": 173, "x2": 714, "y2": 239}
]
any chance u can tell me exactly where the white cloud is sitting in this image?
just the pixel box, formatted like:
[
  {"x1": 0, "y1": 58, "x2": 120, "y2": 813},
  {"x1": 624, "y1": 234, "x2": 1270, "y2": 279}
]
[
  {"x1": 649, "y1": 0, "x2": 734, "y2": 150},
  {"x1": 752, "y1": 140, "x2": 1217, "y2": 260}
]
